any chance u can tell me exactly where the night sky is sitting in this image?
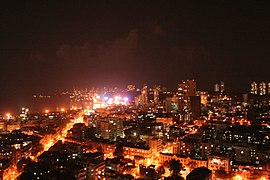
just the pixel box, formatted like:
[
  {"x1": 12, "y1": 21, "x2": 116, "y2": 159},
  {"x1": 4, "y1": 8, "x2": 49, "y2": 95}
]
[{"x1": 1, "y1": 1, "x2": 270, "y2": 112}]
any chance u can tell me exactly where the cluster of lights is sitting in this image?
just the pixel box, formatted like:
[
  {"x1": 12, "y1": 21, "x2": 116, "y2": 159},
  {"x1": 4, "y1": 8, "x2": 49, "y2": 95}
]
[
  {"x1": 5, "y1": 113, "x2": 12, "y2": 120},
  {"x1": 93, "y1": 95, "x2": 129, "y2": 109},
  {"x1": 44, "y1": 107, "x2": 66, "y2": 114}
]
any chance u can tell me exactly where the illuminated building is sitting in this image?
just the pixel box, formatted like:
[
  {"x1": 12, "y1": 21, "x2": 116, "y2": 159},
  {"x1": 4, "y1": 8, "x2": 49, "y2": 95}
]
[
  {"x1": 105, "y1": 157, "x2": 126, "y2": 176},
  {"x1": 7, "y1": 121, "x2": 21, "y2": 132},
  {"x1": 232, "y1": 145, "x2": 252, "y2": 163},
  {"x1": 83, "y1": 153, "x2": 105, "y2": 180},
  {"x1": 259, "y1": 82, "x2": 267, "y2": 95},
  {"x1": 177, "y1": 80, "x2": 196, "y2": 121},
  {"x1": 159, "y1": 153, "x2": 207, "y2": 169},
  {"x1": 153, "y1": 85, "x2": 161, "y2": 105},
  {"x1": 214, "y1": 83, "x2": 220, "y2": 93},
  {"x1": 268, "y1": 83, "x2": 270, "y2": 94},
  {"x1": 96, "y1": 117, "x2": 124, "y2": 141},
  {"x1": 172, "y1": 141, "x2": 180, "y2": 155},
  {"x1": 208, "y1": 156, "x2": 230, "y2": 173},
  {"x1": 20, "y1": 107, "x2": 29, "y2": 124},
  {"x1": 123, "y1": 146, "x2": 152, "y2": 159},
  {"x1": 81, "y1": 140, "x2": 116, "y2": 156},
  {"x1": 148, "y1": 89, "x2": 154, "y2": 104},
  {"x1": 135, "y1": 84, "x2": 148, "y2": 107},
  {"x1": 197, "y1": 91, "x2": 208, "y2": 106},
  {"x1": 163, "y1": 97, "x2": 178, "y2": 114},
  {"x1": 156, "y1": 117, "x2": 173, "y2": 125},
  {"x1": 251, "y1": 81, "x2": 258, "y2": 94},
  {"x1": 0, "y1": 120, "x2": 7, "y2": 134},
  {"x1": 0, "y1": 147, "x2": 13, "y2": 160},
  {"x1": 126, "y1": 84, "x2": 136, "y2": 92},
  {"x1": 141, "y1": 84, "x2": 148, "y2": 106},
  {"x1": 148, "y1": 137, "x2": 162, "y2": 154},
  {"x1": 220, "y1": 81, "x2": 225, "y2": 94},
  {"x1": 70, "y1": 88, "x2": 93, "y2": 109}
]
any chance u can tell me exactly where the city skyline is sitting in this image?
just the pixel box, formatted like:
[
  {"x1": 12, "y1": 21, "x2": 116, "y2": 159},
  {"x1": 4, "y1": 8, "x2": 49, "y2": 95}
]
[
  {"x1": 2, "y1": 79, "x2": 270, "y2": 115},
  {"x1": 1, "y1": 75, "x2": 270, "y2": 179}
]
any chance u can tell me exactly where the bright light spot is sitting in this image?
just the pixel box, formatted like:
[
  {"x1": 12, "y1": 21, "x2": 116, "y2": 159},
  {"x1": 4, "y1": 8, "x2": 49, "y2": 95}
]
[
  {"x1": 233, "y1": 175, "x2": 243, "y2": 180},
  {"x1": 5, "y1": 113, "x2": 11, "y2": 119}
]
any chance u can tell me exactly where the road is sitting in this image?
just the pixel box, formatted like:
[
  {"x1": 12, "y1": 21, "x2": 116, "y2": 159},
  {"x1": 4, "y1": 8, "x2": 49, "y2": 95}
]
[{"x1": 3, "y1": 112, "x2": 84, "y2": 180}]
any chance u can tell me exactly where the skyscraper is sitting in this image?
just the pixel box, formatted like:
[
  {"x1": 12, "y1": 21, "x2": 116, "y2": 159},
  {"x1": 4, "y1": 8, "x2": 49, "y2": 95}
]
[
  {"x1": 177, "y1": 79, "x2": 196, "y2": 114},
  {"x1": 190, "y1": 96, "x2": 201, "y2": 120},
  {"x1": 153, "y1": 85, "x2": 161, "y2": 105},
  {"x1": 259, "y1": 82, "x2": 266, "y2": 95},
  {"x1": 141, "y1": 84, "x2": 148, "y2": 105},
  {"x1": 214, "y1": 83, "x2": 220, "y2": 93},
  {"x1": 96, "y1": 117, "x2": 124, "y2": 141},
  {"x1": 220, "y1": 82, "x2": 225, "y2": 94},
  {"x1": 250, "y1": 81, "x2": 258, "y2": 94},
  {"x1": 20, "y1": 107, "x2": 29, "y2": 125}
]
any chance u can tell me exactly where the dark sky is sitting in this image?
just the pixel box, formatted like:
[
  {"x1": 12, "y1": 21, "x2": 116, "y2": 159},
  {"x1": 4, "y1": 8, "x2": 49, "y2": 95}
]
[{"x1": 1, "y1": 0, "x2": 270, "y2": 112}]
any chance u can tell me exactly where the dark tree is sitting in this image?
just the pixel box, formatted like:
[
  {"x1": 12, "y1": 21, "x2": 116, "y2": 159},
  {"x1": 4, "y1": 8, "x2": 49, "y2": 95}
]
[
  {"x1": 169, "y1": 159, "x2": 184, "y2": 179},
  {"x1": 113, "y1": 144, "x2": 124, "y2": 157}
]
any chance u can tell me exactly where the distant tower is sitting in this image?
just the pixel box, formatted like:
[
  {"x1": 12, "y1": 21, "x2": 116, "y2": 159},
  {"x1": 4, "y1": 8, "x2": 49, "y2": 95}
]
[
  {"x1": 141, "y1": 84, "x2": 148, "y2": 105},
  {"x1": 177, "y1": 79, "x2": 196, "y2": 114},
  {"x1": 268, "y1": 83, "x2": 270, "y2": 94},
  {"x1": 251, "y1": 82, "x2": 258, "y2": 94},
  {"x1": 214, "y1": 83, "x2": 220, "y2": 93},
  {"x1": 153, "y1": 85, "x2": 161, "y2": 105},
  {"x1": 127, "y1": 85, "x2": 136, "y2": 92},
  {"x1": 20, "y1": 107, "x2": 29, "y2": 125},
  {"x1": 220, "y1": 82, "x2": 225, "y2": 94},
  {"x1": 251, "y1": 82, "x2": 257, "y2": 94},
  {"x1": 0, "y1": 119, "x2": 7, "y2": 134},
  {"x1": 259, "y1": 82, "x2": 266, "y2": 95}
]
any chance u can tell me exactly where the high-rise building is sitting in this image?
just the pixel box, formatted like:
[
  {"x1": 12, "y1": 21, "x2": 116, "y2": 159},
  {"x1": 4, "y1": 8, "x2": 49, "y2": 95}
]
[
  {"x1": 259, "y1": 82, "x2": 266, "y2": 95},
  {"x1": 141, "y1": 84, "x2": 148, "y2": 105},
  {"x1": 20, "y1": 107, "x2": 29, "y2": 124},
  {"x1": 96, "y1": 117, "x2": 124, "y2": 141},
  {"x1": 214, "y1": 83, "x2": 220, "y2": 93},
  {"x1": 197, "y1": 91, "x2": 208, "y2": 106},
  {"x1": 268, "y1": 83, "x2": 270, "y2": 94},
  {"x1": 153, "y1": 85, "x2": 161, "y2": 105},
  {"x1": 177, "y1": 80, "x2": 196, "y2": 112},
  {"x1": 220, "y1": 82, "x2": 225, "y2": 94},
  {"x1": 0, "y1": 119, "x2": 7, "y2": 134},
  {"x1": 190, "y1": 96, "x2": 201, "y2": 120},
  {"x1": 127, "y1": 84, "x2": 136, "y2": 91},
  {"x1": 251, "y1": 81, "x2": 258, "y2": 94}
]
